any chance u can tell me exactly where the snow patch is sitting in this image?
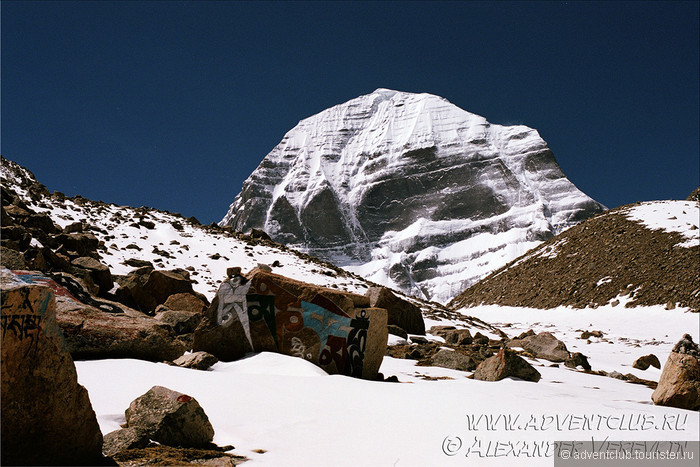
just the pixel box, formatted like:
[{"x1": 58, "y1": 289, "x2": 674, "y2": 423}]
[{"x1": 624, "y1": 201, "x2": 699, "y2": 248}]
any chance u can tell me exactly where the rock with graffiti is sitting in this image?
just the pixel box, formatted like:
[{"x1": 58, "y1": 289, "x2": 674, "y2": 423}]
[
  {"x1": 3, "y1": 268, "x2": 187, "y2": 362},
  {"x1": 1, "y1": 272, "x2": 104, "y2": 465},
  {"x1": 193, "y1": 268, "x2": 388, "y2": 379}
]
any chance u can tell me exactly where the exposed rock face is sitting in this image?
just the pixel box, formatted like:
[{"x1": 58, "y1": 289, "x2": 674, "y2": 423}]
[
  {"x1": 652, "y1": 334, "x2": 700, "y2": 410},
  {"x1": 104, "y1": 386, "x2": 214, "y2": 456},
  {"x1": 193, "y1": 268, "x2": 388, "y2": 379},
  {"x1": 221, "y1": 89, "x2": 604, "y2": 303},
  {"x1": 1, "y1": 279, "x2": 104, "y2": 465},
  {"x1": 473, "y1": 348, "x2": 541, "y2": 382},
  {"x1": 365, "y1": 286, "x2": 425, "y2": 335}
]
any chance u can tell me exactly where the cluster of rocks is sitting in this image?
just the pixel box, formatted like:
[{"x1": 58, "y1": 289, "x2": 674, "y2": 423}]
[
  {"x1": 2, "y1": 178, "x2": 217, "y2": 362},
  {"x1": 450, "y1": 201, "x2": 700, "y2": 311},
  {"x1": 389, "y1": 327, "x2": 593, "y2": 384}
]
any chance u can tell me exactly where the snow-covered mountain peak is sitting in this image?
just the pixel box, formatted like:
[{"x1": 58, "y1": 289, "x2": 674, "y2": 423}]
[{"x1": 221, "y1": 90, "x2": 605, "y2": 303}]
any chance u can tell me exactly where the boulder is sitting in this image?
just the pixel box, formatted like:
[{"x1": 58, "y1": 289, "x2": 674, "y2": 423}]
[
  {"x1": 194, "y1": 268, "x2": 388, "y2": 379},
  {"x1": 633, "y1": 354, "x2": 661, "y2": 371},
  {"x1": 156, "y1": 309, "x2": 202, "y2": 335},
  {"x1": 173, "y1": 351, "x2": 219, "y2": 370},
  {"x1": 565, "y1": 352, "x2": 591, "y2": 371},
  {"x1": 22, "y1": 212, "x2": 60, "y2": 233},
  {"x1": 431, "y1": 349, "x2": 477, "y2": 371},
  {"x1": 56, "y1": 295, "x2": 186, "y2": 361},
  {"x1": 126, "y1": 386, "x2": 214, "y2": 448},
  {"x1": 116, "y1": 268, "x2": 195, "y2": 313},
  {"x1": 250, "y1": 228, "x2": 272, "y2": 240},
  {"x1": 1, "y1": 225, "x2": 32, "y2": 251},
  {"x1": 473, "y1": 348, "x2": 541, "y2": 382},
  {"x1": 430, "y1": 325, "x2": 472, "y2": 346},
  {"x1": 365, "y1": 286, "x2": 425, "y2": 335},
  {"x1": 64, "y1": 221, "x2": 84, "y2": 233},
  {"x1": 651, "y1": 335, "x2": 700, "y2": 410},
  {"x1": 52, "y1": 232, "x2": 100, "y2": 257},
  {"x1": 164, "y1": 292, "x2": 207, "y2": 313},
  {"x1": 1, "y1": 276, "x2": 104, "y2": 465},
  {"x1": 71, "y1": 256, "x2": 113, "y2": 296},
  {"x1": 510, "y1": 331, "x2": 570, "y2": 362},
  {"x1": 123, "y1": 258, "x2": 154, "y2": 268}
]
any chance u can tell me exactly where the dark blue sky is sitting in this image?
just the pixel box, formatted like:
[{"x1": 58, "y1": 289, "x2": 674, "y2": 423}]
[{"x1": 2, "y1": 1, "x2": 698, "y2": 224}]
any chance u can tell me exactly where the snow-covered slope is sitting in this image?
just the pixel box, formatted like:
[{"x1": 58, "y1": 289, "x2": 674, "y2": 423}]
[
  {"x1": 0, "y1": 157, "x2": 370, "y2": 300},
  {"x1": 77, "y1": 303, "x2": 699, "y2": 466},
  {"x1": 450, "y1": 200, "x2": 700, "y2": 311},
  {"x1": 221, "y1": 89, "x2": 605, "y2": 303}
]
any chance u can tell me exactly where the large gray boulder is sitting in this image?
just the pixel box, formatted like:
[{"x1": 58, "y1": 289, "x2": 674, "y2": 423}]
[
  {"x1": 104, "y1": 386, "x2": 214, "y2": 456},
  {"x1": 510, "y1": 331, "x2": 570, "y2": 362}
]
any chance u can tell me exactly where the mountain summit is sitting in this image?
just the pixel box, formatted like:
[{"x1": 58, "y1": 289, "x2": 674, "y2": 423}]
[{"x1": 221, "y1": 89, "x2": 605, "y2": 302}]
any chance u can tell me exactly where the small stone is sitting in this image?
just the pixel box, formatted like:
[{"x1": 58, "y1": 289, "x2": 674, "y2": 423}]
[
  {"x1": 633, "y1": 354, "x2": 661, "y2": 371},
  {"x1": 173, "y1": 351, "x2": 219, "y2": 370}
]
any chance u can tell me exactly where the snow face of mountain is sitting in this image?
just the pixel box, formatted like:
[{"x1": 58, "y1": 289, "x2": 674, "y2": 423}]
[{"x1": 221, "y1": 89, "x2": 605, "y2": 303}]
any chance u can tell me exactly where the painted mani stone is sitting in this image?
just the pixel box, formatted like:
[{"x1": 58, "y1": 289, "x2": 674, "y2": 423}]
[{"x1": 193, "y1": 269, "x2": 387, "y2": 379}]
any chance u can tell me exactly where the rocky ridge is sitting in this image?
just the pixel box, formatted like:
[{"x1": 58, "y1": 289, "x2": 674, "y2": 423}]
[
  {"x1": 450, "y1": 199, "x2": 700, "y2": 311},
  {"x1": 221, "y1": 89, "x2": 604, "y2": 303}
]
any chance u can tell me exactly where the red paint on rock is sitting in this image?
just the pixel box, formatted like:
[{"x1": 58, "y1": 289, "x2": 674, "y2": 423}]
[{"x1": 176, "y1": 394, "x2": 192, "y2": 403}]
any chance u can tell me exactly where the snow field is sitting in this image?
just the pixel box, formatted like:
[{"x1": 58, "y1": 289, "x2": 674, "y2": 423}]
[{"x1": 76, "y1": 303, "x2": 700, "y2": 466}]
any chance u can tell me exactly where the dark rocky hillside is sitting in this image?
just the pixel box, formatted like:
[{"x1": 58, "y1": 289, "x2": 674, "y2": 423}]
[{"x1": 450, "y1": 201, "x2": 700, "y2": 312}]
